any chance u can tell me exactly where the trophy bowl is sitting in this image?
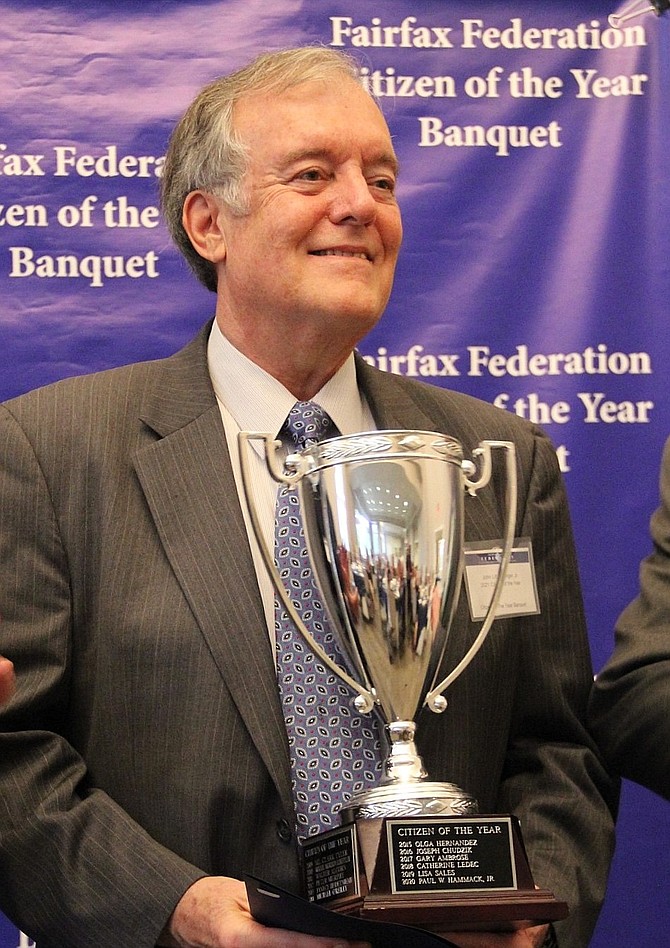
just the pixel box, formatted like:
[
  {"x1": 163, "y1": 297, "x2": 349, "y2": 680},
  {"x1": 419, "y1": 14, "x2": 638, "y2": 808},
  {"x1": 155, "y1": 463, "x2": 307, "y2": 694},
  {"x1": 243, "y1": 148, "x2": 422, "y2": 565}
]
[{"x1": 239, "y1": 429, "x2": 568, "y2": 932}]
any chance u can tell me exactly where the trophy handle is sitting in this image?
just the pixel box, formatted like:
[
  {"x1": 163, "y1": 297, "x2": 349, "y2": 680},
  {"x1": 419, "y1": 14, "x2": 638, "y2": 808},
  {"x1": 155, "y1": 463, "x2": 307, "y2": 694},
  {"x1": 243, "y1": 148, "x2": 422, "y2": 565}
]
[
  {"x1": 238, "y1": 431, "x2": 377, "y2": 715},
  {"x1": 424, "y1": 440, "x2": 517, "y2": 712}
]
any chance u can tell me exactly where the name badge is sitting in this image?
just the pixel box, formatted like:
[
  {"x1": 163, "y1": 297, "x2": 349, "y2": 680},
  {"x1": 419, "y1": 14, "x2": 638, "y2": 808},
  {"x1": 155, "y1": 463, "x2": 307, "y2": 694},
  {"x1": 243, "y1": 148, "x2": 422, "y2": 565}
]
[{"x1": 463, "y1": 538, "x2": 540, "y2": 620}]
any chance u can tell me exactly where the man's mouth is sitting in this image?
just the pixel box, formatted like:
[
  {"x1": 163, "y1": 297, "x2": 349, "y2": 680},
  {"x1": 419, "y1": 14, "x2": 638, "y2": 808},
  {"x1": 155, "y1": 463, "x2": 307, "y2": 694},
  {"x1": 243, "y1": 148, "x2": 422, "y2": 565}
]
[{"x1": 310, "y1": 249, "x2": 371, "y2": 261}]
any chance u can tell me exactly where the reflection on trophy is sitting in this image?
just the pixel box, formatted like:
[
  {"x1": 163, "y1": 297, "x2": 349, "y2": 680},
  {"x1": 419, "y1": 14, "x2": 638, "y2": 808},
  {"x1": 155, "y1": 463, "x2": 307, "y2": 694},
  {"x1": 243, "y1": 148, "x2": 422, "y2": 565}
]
[{"x1": 240, "y1": 429, "x2": 567, "y2": 932}]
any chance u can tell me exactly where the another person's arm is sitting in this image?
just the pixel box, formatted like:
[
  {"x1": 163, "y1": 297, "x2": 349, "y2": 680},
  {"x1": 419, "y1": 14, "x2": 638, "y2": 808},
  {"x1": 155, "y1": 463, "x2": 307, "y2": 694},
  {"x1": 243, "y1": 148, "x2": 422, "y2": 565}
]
[{"x1": 588, "y1": 436, "x2": 670, "y2": 801}]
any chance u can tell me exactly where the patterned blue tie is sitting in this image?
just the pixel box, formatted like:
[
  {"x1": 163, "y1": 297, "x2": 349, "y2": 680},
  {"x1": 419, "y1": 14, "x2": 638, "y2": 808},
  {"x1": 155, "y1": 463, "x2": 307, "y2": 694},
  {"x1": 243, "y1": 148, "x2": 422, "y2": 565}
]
[{"x1": 274, "y1": 401, "x2": 382, "y2": 839}]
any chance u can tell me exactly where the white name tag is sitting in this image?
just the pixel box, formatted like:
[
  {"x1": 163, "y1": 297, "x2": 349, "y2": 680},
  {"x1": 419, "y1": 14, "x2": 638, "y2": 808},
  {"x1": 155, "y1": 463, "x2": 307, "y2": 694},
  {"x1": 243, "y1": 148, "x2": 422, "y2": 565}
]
[{"x1": 463, "y1": 538, "x2": 540, "y2": 620}]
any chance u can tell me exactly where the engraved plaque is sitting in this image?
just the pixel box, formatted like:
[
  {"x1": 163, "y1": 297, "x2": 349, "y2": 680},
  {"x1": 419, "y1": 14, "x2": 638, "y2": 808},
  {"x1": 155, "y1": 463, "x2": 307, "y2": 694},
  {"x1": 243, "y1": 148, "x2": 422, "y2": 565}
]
[{"x1": 387, "y1": 817, "x2": 516, "y2": 894}]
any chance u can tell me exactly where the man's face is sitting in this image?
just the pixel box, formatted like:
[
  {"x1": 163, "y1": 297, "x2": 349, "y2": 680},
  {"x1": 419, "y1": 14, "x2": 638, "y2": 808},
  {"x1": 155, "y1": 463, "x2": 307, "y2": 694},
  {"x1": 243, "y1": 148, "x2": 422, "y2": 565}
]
[{"x1": 214, "y1": 77, "x2": 403, "y2": 343}]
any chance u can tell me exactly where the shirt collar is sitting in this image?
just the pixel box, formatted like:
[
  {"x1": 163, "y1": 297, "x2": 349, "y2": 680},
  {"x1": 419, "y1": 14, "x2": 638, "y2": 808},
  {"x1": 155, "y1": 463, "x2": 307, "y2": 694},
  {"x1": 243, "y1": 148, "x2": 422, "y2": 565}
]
[{"x1": 207, "y1": 319, "x2": 369, "y2": 439}]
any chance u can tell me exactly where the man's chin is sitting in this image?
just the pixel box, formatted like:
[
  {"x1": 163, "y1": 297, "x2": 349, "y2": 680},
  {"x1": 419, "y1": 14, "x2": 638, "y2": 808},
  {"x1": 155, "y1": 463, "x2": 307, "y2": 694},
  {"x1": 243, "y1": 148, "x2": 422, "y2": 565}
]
[
  {"x1": 319, "y1": 303, "x2": 384, "y2": 341},
  {"x1": 326, "y1": 288, "x2": 389, "y2": 322}
]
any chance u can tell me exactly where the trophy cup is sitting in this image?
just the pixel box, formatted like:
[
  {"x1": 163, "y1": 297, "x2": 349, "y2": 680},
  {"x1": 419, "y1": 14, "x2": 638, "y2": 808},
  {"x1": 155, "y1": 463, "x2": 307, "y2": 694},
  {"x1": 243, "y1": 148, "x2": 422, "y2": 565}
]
[{"x1": 239, "y1": 429, "x2": 567, "y2": 933}]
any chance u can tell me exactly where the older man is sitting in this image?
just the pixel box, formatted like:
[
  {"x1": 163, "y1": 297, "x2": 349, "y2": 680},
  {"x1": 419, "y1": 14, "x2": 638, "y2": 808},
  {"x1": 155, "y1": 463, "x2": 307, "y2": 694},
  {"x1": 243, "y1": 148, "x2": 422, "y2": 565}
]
[{"x1": 0, "y1": 47, "x2": 615, "y2": 948}]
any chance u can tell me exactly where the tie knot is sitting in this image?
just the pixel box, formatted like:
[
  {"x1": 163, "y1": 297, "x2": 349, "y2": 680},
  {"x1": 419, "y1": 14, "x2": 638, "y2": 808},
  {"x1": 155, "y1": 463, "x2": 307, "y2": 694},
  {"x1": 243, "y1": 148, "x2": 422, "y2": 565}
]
[{"x1": 284, "y1": 400, "x2": 336, "y2": 450}]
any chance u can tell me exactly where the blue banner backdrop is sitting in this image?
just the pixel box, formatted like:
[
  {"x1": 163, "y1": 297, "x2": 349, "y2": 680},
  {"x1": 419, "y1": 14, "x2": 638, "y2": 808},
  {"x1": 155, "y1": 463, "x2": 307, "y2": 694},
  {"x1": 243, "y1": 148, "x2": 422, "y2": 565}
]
[{"x1": 1, "y1": 1, "x2": 668, "y2": 945}]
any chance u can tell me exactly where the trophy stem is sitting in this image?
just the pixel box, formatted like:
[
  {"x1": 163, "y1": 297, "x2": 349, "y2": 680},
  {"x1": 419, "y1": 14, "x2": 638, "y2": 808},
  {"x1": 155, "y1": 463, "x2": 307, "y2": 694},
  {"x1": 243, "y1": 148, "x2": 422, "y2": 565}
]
[
  {"x1": 340, "y1": 720, "x2": 478, "y2": 823},
  {"x1": 381, "y1": 720, "x2": 427, "y2": 785}
]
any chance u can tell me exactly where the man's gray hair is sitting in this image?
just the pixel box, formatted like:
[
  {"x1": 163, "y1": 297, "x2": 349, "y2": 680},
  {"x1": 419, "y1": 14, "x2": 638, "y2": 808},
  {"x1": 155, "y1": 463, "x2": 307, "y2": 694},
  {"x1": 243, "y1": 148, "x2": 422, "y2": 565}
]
[{"x1": 160, "y1": 46, "x2": 363, "y2": 292}]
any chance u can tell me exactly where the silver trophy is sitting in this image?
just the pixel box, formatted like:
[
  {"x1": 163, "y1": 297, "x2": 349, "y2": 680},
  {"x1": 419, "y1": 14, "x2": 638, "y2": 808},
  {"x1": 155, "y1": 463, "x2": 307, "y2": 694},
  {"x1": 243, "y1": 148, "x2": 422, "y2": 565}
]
[
  {"x1": 240, "y1": 429, "x2": 568, "y2": 930},
  {"x1": 240, "y1": 428, "x2": 516, "y2": 816}
]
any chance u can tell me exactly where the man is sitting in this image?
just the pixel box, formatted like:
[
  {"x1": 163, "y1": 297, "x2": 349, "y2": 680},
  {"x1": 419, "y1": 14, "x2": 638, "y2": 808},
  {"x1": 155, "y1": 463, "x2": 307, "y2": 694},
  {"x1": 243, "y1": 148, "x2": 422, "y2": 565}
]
[
  {"x1": 0, "y1": 656, "x2": 15, "y2": 705},
  {"x1": 588, "y1": 436, "x2": 670, "y2": 801},
  {"x1": 0, "y1": 47, "x2": 616, "y2": 948}
]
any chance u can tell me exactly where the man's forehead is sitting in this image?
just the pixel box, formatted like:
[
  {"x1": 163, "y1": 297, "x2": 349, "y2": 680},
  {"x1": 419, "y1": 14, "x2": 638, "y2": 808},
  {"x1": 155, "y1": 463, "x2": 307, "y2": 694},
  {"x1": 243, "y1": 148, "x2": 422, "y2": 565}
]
[
  {"x1": 234, "y1": 77, "x2": 385, "y2": 130},
  {"x1": 234, "y1": 83, "x2": 397, "y2": 169}
]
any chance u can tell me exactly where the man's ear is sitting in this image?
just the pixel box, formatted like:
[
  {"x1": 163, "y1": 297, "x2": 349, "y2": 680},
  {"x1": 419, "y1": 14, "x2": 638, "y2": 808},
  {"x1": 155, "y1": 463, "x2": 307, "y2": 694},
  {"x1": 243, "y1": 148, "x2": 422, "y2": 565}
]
[{"x1": 182, "y1": 190, "x2": 228, "y2": 263}]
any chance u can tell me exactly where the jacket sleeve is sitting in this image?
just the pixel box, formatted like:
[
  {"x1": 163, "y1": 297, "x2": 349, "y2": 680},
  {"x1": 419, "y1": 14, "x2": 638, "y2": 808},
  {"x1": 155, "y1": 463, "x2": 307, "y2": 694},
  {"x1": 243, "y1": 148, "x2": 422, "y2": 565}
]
[
  {"x1": 0, "y1": 404, "x2": 205, "y2": 948},
  {"x1": 588, "y1": 436, "x2": 670, "y2": 801}
]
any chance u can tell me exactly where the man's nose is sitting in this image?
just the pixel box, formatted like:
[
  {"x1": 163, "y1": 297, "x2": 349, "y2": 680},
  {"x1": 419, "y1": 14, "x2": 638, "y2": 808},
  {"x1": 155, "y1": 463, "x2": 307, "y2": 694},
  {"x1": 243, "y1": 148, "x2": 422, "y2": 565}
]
[{"x1": 327, "y1": 171, "x2": 378, "y2": 225}]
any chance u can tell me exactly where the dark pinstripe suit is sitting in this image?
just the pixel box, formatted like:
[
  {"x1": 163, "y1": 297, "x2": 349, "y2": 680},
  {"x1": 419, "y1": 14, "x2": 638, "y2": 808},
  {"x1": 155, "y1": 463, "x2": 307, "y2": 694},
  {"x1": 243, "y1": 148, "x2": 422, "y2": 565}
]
[{"x1": 0, "y1": 323, "x2": 616, "y2": 947}]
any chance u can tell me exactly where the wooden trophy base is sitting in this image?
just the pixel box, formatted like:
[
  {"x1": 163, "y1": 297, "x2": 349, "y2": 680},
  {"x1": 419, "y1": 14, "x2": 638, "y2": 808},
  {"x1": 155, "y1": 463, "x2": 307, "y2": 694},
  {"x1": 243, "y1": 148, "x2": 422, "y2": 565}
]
[{"x1": 300, "y1": 813, "x2": 568, "y2": 933}]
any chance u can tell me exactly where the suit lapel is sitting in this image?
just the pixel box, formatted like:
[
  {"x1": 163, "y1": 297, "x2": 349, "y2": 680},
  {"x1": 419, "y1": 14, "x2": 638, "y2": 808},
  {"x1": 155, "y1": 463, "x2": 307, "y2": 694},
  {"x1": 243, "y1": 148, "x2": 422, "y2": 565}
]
[
  {"x1": 356, "y1": 354, "x2": 438, "y2": 431},
  {"x1": 132, "y1": 326, "x2": 293, "y2": 812}
]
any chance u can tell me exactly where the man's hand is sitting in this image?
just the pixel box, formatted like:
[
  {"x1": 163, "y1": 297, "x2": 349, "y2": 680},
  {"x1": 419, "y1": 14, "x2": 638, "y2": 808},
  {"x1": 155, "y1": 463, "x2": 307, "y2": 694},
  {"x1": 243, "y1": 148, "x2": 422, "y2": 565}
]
[
  {"x1": 159, "y1": 876, "x2": 372, "y2": 948},
  {"x1": 0, "y1": 657, "x2": 16, "y2": 706},
  {"x1": 444, "y1": 925, "x2": 549, "y2": 948}
]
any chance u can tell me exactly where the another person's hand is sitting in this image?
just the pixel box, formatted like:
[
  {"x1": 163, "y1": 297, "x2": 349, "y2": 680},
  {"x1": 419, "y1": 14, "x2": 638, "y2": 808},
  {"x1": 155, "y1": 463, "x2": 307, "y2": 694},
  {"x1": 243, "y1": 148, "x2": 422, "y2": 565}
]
[
  {"x1": 444, "y1": 925, "x2": 549, "y2": 948},
  {"x1": 0, "y1": 657, "x2": 16, "y2": 706},
  {"x1": 159, "y1": 875, "x2": 372, "y2": 948}
]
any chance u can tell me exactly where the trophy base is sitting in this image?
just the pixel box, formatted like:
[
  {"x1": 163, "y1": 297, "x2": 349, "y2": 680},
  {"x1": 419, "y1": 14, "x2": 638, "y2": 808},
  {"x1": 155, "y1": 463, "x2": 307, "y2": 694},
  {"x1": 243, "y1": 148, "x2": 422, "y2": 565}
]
[
  {"x1": 334, "y1": 888, "x2": 566, "y2": 933},
  {"x1": 300, "y1": 814, "x2": 568, "y2": 933}
]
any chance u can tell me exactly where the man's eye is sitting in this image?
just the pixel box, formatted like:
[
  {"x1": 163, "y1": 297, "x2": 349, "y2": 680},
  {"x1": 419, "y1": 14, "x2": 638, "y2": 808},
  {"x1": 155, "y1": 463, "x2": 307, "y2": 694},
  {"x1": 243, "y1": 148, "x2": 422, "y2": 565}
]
[
  {"x1": 297, "y1": 169, "x2": 325, "y2": 182},
  {"x1": 372, "y1": 178, "x2": 396, "y2": 193}
]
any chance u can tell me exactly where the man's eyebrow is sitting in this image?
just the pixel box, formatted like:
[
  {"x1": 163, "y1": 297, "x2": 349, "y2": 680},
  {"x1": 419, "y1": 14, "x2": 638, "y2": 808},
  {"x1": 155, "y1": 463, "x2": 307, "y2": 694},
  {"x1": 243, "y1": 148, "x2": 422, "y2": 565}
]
[
  {"x1": 279, "y1": 147, "x2": 333, "y2": 166},
  {"x1": 369, "y1": 151, "x2": 401, "y2": 176},
  {"x1": 279, "y1": 147, "x2": 400, "y2": 176}
]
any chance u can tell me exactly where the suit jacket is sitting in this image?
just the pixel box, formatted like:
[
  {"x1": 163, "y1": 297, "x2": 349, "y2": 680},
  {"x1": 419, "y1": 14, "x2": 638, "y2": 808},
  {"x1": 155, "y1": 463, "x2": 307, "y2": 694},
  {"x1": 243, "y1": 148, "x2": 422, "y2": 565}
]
[
  {"x1": 588, "y1": 436, "x2": 670, "y2": 800},
  {"x1": 0, "y1": 323, "x2": 616, "y2": 947}
]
